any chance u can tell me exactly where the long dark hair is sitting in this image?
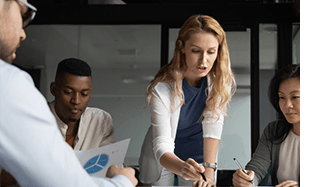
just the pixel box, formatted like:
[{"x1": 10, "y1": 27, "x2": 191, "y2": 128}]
[{"x1": 268, "y1": 64, "x2": 300, "y2": 142}]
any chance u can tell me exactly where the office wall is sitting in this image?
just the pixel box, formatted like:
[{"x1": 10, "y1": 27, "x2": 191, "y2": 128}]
[
  {"x1": 218, "y1": 90, "x2": 251, "y2": 169},
  {"x1": 88, "y1": 68, "x2": 157, "y2": 166}
]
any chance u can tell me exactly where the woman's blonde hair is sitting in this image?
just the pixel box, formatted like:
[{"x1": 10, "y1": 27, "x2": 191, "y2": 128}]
[{"x1": 147, "y1": 15, "x2": 236, "y2": 120}]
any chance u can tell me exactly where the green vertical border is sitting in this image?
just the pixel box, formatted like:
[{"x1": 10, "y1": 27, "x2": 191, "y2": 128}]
[{"x1": 300, "y1": 0, "x2": 311, "y2": 187}]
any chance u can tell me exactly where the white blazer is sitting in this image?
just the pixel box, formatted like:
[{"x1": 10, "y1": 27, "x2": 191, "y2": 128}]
[{"x1": 139, "y1": 78, "x2": 224, "y2": 184}]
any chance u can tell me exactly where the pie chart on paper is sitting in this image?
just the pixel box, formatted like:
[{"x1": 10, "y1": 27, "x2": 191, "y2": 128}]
[
  {"x1": 76, "y1": 138, "x2": 130, "y2": 177},
  {"x1": 83, "y1": 154, "x2": 109, "y2": 174}
]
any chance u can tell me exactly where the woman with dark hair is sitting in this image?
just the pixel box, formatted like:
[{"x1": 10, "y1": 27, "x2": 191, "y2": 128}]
[
  {"x1": 139, "y1": 15, "x2": 236, "y2": 187},
  {"x1": 232, "y1": 64, "x2": 300, "y2": 187}
]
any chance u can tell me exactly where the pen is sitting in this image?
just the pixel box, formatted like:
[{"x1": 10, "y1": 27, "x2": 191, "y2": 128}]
[
  {"x1": 233, "y1": 158, "x2": 254, "y2": 185},
  {"x1": 200, "y1": 172, "x2": 206, "y2": 182}
]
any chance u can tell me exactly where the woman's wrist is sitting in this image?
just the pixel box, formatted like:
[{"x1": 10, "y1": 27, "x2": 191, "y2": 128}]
[
  {"x1": 159, "y1": 152, "x2": 185, "y2": 175},
  {"x1": 204, "y1": 167, "x2": 215, "y2": 181}
]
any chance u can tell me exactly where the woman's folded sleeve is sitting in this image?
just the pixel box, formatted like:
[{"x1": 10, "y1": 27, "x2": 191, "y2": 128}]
[{"x1": 202, "y1": 111, "x2": 224, "y2": 140}]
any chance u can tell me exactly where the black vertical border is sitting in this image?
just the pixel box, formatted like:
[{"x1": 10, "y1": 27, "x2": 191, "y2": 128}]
[
  {"x1": 250, "y1": 23, "x2": 260, "y2": 154},
  {"x1": 161, "y1": 23, "x2": 170, "y2": 67}
]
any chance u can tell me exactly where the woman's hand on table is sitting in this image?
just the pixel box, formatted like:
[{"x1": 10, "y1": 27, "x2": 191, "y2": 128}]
[
  {"x1": 179, "y1": 158, "x2": 205, "y2": 181},
  {"x1": 276, "y1": 180, "x2": 298, "y2": 187},
  {"x1": 192, "y1": 177, "x2": 216, "y2": 187}
]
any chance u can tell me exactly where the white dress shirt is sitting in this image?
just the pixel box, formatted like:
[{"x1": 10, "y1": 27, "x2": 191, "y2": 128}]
[
  {"x1": 0, "y1": 60, "x2": 133, "y2": 187},
  {"x1": 49, "y1": 101, "x2": 115, "y2": 150}
]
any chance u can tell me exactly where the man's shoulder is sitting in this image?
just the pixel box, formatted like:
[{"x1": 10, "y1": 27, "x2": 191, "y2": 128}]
[
  {"x1": 81, "y1": 107, "x2": 113, "y2": 128},
  {"x1": 1, "y1": 60, "x2": 26, "y2": 80},
  {"x1": 0, "y1": 60, "x2": 34, "y2": 91},
  {"x1": 84, "y1": 107, "x2": 112, "y2": 119}
]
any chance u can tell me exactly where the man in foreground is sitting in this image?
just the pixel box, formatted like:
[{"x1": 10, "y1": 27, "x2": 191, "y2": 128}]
[{"x1": 0, "y1": 0, "x2": 137, "y2": 186}]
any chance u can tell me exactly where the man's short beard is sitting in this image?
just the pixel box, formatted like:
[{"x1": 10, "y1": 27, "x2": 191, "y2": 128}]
[
  {"x1": 69, "y1": 118, "x2": 79, "y2": 122},
  {"x1": 0, "y1": 47, "x2": 13, "y2": 64}
]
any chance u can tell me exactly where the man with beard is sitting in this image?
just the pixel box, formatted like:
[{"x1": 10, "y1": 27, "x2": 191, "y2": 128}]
[{"x1": 49, "y1": 58, "x2": 114, "y2": 150}]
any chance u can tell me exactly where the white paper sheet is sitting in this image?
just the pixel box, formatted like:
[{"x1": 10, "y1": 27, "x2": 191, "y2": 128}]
[{"x1": 75, "y1": 138, "x2": 130, "y2": 177}]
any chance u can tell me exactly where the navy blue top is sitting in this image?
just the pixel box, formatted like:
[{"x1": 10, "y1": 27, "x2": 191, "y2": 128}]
[{"x1": 174, "y1": 76, "x2": 208, "y2": 163}]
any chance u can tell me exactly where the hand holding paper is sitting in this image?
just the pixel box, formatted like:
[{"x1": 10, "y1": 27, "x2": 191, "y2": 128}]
[
  {"x1": 106, "y1": 165, "x2": 138, "y2": 186},
  {"x1": 75, "y1": 139, "x2": 130, "y2": 177}
]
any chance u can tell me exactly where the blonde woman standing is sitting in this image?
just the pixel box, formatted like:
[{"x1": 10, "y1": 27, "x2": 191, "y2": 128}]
[{"x1": 139, "y1": 15, "x2": 236, "y2": 187}]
